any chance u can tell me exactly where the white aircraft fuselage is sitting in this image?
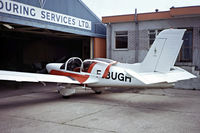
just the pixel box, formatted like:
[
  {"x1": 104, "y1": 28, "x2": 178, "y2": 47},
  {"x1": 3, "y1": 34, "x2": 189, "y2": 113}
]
[
  {"x1": 0, "y1": 29, "x2": 196, "y2": 96},
  {"x1": 46, "y1": 58, "x2": 174, "y2": 89}
]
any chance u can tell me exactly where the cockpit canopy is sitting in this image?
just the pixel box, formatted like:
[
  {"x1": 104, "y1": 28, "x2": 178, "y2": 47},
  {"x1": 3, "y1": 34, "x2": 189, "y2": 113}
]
[
  {"x1": 60, "y1": 57, "x2": 82, "y2": 72},
  {"x1": 94, "y1": 58, "x2": 115, "y2": 63},
  {"x1": 60, "y1": 57, "x2": 116, "y2": 73},
  {"x1": 82, "y1": 58, "x2": 115, "y2": 73}
]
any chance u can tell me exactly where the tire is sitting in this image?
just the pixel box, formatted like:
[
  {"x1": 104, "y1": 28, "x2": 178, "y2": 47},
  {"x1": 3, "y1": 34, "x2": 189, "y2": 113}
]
[
  {"x1": 95, "y1": 91, "x2": 102, "y2": 94},
  {"x1": 62, "y1": 95, "x2": 71, "y2": 99}
]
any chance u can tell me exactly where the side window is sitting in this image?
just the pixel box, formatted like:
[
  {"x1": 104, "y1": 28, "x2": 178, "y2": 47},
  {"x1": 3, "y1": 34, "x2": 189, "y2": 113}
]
[
  {"x1": 178, "y1": 29, "x2": 193, "y2": 62},
  {"x1": 115, "y1": 31, "x2": 128, "y2": 49},
  {"x1": 148, "y1": 29, "x2": 162, "y2": 47},
  {"x1": 148, "y1": 30, "x2": 156, "y2": 47}
]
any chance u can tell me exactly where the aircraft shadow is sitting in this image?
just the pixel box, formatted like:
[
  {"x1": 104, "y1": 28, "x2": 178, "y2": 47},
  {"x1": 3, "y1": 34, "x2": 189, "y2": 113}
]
[{"x1": 0, "y1": 88, "x2": 183, "y2": 114}]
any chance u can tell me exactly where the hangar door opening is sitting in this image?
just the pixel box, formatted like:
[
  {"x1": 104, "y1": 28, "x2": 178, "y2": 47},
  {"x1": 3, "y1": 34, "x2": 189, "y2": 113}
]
[{"x1": 0, "y1": 23, "x2": 90, "y2": 72}]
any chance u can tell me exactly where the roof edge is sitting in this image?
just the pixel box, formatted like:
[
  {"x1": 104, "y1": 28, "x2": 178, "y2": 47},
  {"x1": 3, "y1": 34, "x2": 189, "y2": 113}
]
[{"x1": 102, "y1": 6, "x2": 200, "y2": 23}]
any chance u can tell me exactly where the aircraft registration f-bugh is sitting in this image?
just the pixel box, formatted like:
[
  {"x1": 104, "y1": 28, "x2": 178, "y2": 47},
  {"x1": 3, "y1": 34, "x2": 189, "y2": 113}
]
[{"x1": 0, "y1": 29, "x2": 196, "y2": 97}]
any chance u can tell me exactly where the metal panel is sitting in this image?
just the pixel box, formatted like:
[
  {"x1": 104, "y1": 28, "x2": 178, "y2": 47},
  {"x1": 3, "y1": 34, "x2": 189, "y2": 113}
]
[{"x1": 0, "y1": 0, "x2": 106, "y2": 37}]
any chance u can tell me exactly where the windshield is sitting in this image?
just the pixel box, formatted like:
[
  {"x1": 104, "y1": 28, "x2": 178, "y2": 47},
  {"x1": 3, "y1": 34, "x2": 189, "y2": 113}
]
[
  {"x1": 60, "y1": 57, "x2": 82, "y2": 72},
  {"x1": 67, "y1": 58, "x2": 82, "y2": 71}
]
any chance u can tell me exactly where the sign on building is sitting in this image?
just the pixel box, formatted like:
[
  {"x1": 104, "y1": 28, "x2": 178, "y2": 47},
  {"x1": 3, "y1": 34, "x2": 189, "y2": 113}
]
[{"x1": 0, "y1": 0, "x2": 92, "y2": 30}]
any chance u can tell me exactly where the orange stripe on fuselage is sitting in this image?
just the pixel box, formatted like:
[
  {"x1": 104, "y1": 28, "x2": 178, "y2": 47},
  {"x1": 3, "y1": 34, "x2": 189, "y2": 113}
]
[
  {"x1": 88, "y1": 62, "x2": 97, "y2": 73},
  {"x1": 50, "y1": 70, "x2": 89, "y2": 84},
  {"x1": 50, "y1": 63, "x2": 97, "y2": 84},
  {"x1": 102, "y1": 64, "x2": 112, "y2": 78},
  {"x1": 102, "y1": 61, "x2": 117, "y2": 78}
]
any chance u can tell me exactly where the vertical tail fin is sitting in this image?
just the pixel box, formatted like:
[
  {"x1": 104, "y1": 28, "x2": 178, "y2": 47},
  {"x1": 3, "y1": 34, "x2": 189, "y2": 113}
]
[{"x1": 140, "y1": 29, "x2": 186, "y2": 73}]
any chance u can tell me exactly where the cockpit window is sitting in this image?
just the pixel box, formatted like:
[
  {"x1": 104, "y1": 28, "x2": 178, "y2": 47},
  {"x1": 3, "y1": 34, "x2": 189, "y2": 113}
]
[
  {"x1": 60, "y1": 57, "x2": 82, "y2": 72},
  {"x1": 60, "y1": 63, "x2": 65, "y2": 69},
  {"x1": 82, "y1": 61, "x2": 96, "y2": 73},
  {"x1": 67, "y1": 58, "x2": 82, "y2": 71}
]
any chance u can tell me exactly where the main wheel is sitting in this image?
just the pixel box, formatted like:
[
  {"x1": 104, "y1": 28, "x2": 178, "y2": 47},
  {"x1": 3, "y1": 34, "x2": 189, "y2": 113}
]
[
  {"x1": 95, "y1": 91, "x2": 102, "y2": 94},
  {"x1": 62, "y1": 95, "x2": 71, "y2": 99},
  {"x1": 91, "y1": 88, "x2": 103, "y2": 94}
]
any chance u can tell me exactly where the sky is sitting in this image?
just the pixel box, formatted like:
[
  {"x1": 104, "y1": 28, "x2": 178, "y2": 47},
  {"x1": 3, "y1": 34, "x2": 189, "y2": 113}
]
[{"x1": 81, "y1": 0, "x2": 200, "y2": 19}]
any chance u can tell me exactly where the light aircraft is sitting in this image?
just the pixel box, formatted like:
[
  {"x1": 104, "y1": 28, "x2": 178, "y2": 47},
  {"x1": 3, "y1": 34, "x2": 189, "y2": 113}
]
[{"x1": 0, "y1": 29, "x2": 196, "y2": 97}]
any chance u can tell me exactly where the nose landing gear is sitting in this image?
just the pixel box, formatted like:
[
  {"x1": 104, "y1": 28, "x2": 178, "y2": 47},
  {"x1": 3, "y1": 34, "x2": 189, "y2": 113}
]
[{"x1": 57, "y1": 85, "x2": 76, "y2": 98}]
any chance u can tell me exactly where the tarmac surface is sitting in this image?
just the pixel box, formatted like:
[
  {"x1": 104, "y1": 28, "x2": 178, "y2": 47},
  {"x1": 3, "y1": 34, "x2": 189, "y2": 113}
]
[{"x1": 0, "y1": 82, "x2": 200, "y2": 133}]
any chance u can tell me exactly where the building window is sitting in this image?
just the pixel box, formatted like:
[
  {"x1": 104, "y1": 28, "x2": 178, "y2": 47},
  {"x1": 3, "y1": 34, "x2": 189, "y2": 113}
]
[
  {"x1": 148, "y1": 29, "x2": 163, "y2": 47},
  {"x1": 148, "y1": 29, "x2": 193, "y2": 63},
  {"x1": 178, "y1": 29, "x2": 193, "y2": 62},
  {"x1": 115, "y1": 31, "x2": 128, "y2": 49}
]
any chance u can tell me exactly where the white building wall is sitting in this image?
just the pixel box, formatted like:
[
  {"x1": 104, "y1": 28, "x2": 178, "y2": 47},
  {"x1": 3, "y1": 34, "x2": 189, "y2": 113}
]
[{"x1": 106, "y1": 16, "x2": 200, "y2": 69}]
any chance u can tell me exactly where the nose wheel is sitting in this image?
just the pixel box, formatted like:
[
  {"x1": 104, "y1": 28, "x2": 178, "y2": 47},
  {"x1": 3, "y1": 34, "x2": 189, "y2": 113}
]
[{"x1": 91, "y1": 87, "x2": 103, "y2": 94}]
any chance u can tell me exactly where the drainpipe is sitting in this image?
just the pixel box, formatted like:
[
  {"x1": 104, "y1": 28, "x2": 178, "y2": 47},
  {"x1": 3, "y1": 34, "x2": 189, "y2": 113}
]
[
  {"x1": 135, "y1": 8, "x2": 139, "y2": 62},
  {"x1": 90, "y1": 37, "x2": 94, "y2": 59},
  {"x1": 107, "y1": 23, "x2": 112, "y2": 59}
]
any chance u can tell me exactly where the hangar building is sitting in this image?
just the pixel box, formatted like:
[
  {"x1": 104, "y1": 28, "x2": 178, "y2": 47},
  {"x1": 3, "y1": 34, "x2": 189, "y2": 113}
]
[
  {"x1": 0, "y1": 0, "x2": 106, "y2": 72},
  {"x1": 102, "y1": 6, "x2": 200, "y2": 73}
]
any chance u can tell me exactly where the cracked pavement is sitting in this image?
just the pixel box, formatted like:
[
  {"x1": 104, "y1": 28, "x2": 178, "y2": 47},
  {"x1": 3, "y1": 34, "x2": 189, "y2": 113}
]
[{"x1": 0, "y1": 83, "x2": 200, "y2": 133}]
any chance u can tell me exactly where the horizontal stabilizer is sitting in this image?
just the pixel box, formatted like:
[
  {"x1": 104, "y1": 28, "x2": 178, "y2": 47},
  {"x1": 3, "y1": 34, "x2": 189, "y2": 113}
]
[
  {"x1": 125, "y1": 69, "x2": 165, "y2": 84},
  {"x1": 126, "y1": 67, "x2": 196, "y2": 84}
]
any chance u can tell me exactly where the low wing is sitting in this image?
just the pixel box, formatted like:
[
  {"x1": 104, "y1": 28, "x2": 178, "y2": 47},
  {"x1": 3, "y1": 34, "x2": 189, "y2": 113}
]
[
  {"x1": 0, "y1": 70, "x2": 80, "y2": 84},
  {"x1": 126, "y1": 67, "x2": 196, "y2": 84}
]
